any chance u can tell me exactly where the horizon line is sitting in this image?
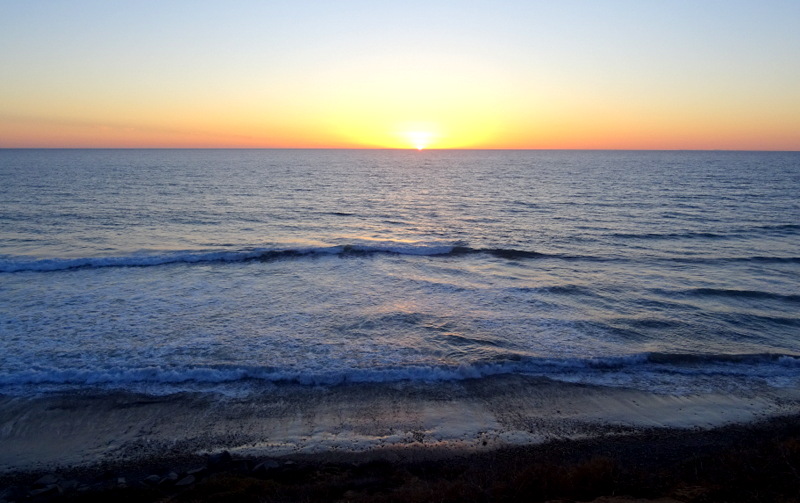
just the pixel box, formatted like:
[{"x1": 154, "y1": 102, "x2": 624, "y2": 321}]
[{"x1": 2, "y1": 147, "x2": 799, "y2": 153}]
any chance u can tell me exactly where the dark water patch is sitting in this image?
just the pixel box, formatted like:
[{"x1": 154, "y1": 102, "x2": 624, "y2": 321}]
[
  {"x1": 722, "y1": 312, "x2": 800, "y2": 328},
  {"x1": 744, "y1": 256, "x2": 800, "y2": 264},
  {"x1": 439, "y1": 332, "x2": 502, "y2": 348},
  {"x1": 753, "y1": 223, "x2": 800, "y2": 234},
  {"x1": 680, "y1": 288, "x2": 800, "y2": 303},
  {"x1": 611, "y1": 231, "x2": 727, "y2": 240},
  {"x1": 613, "y1": 223, "x2": 799, "y2": 241},
  {"x1": 461, "y1": 216, "x2": 502, "y2": 224},
  {"x1": 511, "y1": 200, "x2": 539, "y2": 208},
  {"x1": 451, "y1": 247, "x2": 597, "y2": 262},
  {"x1": 644, "y1": 352, "x2": 798, "y2": 366},
  {"x1": 481, "y1": 248, "x2": 550, "y2": 260},
  {"x1": 762, "y1": 316, "x2": 800, "y2": 327},
  {"x1": 533, "y1": 284, "x2": 598, "y2": 297},
  {"x1": 632, "y1": 296, "x2": 702, "y2": 313},
  {"x1": 616, "y1": 317, "x2": 681, "y2": 330},
  {"x1": 667, "y1": 256, "x2": 800, "y2": 265},
  {"x1": 574, "y1": 320, "x2": 648, "y2": 342}
]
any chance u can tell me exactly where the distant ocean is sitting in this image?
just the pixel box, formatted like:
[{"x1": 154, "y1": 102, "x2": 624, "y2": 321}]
[{"x1": 2, "y1": 149, "x2": 799, "y2": 397}]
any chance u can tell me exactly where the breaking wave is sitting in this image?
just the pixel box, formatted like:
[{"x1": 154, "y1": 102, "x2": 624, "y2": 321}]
[
  {"x1": 0, "y1": 244, "x2": 589, "y2": 273},
  {"x1": 1, "y1": 352, "x2": 797, "y2": 394}
]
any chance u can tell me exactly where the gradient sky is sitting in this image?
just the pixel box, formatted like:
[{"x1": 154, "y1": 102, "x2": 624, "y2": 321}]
[{"x1": 1, "y1": 1, "x2": 799, "y2": 149}]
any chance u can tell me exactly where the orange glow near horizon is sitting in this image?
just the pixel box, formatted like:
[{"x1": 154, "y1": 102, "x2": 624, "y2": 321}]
[
  {"x1": 1, "y1": 3, "x2": 799, "y2": 150},
  {"x1": 2, "y1": 77, "x2": 796, "y2": 150},
  {"x1": 1, "y1": 110, "x2": 798, "y2": 150},
  {"x1": 1, "y1": 44, "x2": 797, "y2": 151}
]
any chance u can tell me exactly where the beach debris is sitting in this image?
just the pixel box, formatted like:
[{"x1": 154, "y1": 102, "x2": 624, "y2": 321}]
[
  {"x1": 29, "y1": 484, "x2": 61, "y2": 497},
  {"x1": 252, "y1": 459, "x2": 280, "y2": 474},
  {"x1": 175, "y1": 474, "x2": 195, "y2": 486},
  {"x1": 187, "y1": 466, "x2": 207, "y2": 476},
  {"x1": 159, "y1": 471, "x2": 179, "y2": 486},
  {"x1": 33, "y1": 474, "x2": 58, "y2": 487},
  {"x1": 144, "y1": 474, "x2": 161, "y2": 485}
]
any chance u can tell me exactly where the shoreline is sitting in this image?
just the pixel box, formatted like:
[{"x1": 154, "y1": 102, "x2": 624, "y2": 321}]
[
  {"x1": 2, "y1": 375, "x2": 800, "y2": 501},
  {"x1": 6, "y1": 375, "x2": 800, "y2": 473},
  {"x1": 3, "y1": 375, "x2": 799, "y2": 474}
]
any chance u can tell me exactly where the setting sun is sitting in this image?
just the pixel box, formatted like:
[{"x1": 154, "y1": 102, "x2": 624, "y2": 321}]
[
  {"x1": 334, "y1": 116, "x2": 497, "y2": 150},
  {"x1": 408, "y1": 131, "x2": 432, "y2": 150},
  {"x1": 400, "y1": 127, "x2": 438, "y2": 150}
]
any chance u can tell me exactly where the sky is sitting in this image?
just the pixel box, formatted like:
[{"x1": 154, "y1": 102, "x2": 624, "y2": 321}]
[{"x1": 1, "y1": 0, "x2": 799, "y2": 150}]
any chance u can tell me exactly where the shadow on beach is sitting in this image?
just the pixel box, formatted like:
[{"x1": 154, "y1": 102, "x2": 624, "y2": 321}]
[{"x1": 2, "y1": 414, "x2": 800, "y2": 502}]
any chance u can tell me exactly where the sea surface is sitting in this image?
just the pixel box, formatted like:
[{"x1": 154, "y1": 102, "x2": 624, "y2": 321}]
[{"x1": 1, "y1": 149, "x2": 799, "y2": 397}]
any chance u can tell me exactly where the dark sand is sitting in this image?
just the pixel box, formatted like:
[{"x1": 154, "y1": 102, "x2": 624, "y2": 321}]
[{"x1": 2, "y1": 375, "x2": 800, "y2": 501}]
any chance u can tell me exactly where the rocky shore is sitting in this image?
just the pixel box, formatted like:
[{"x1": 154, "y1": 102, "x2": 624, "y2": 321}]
[{"x1": 2, "y1": 414, "x2": 799, "y2": 503}]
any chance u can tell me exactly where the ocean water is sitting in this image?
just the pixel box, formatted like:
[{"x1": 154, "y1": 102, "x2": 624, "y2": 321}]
[{"x1": 1, "y1": 149, "x2": 799, "y2": 397}]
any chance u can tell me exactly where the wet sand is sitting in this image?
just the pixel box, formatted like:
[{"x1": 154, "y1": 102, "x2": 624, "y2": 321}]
[
  {"x1": 2, "y1": 375, "x2": 799, "y2": 474},
  {"x1": 2, "y1": 375, "x2": 800, "y2": 501}
]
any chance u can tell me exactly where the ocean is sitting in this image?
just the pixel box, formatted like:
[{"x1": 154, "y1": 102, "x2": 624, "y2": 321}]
[{"x1": 2, "y1": 148, "x2": 798, "y2": 400}]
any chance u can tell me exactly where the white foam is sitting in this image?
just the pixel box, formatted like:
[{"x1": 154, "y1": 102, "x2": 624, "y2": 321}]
[{"x1": 1, "y1": 352, "x2": 798, "y2": 398}]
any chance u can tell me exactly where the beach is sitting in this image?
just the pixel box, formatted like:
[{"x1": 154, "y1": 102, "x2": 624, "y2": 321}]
[
  {"x1": 2, "y1": 375, "x2": 800, "y2": 501},
  {"x1": 3, "y1": 375, "x2": 800, "y2": 471}
]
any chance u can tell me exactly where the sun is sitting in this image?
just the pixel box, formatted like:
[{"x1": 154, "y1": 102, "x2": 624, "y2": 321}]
[
  {"x1": 408, "y1": 131, "x2": 431, "y2": 150},
  {"x1": 402, "y1": 129, "x2": 438, "y2": 150}
]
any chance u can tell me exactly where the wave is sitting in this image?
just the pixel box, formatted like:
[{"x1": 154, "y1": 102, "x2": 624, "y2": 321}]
[
  {"x1": 1, "y1": 352, "x2": 797, "y2": 391},
  {"x1": 667, "y1": 256, "x2": 800, "y2": 265},
  {"x1": 611, "y1": 231, "x2": 727, "y2": 240},
  {"x1": 0, "y1": 244, "x2": 588, "y2": 273},
  {"x1": 3, "y1": 242, "x2": 797, "y2": 273},
  {"x1": 611, "y1": 223, "x2": 800, "y2": 241},
  {"x1": 758, "y1": 223, "x2": 800, "y2": 233},
  {"x1": 674, "y1": 288, "x2": 800, "y2": 303},
  {"x1": 736, "y1": 256, "x2": 800, "y2": 264}
]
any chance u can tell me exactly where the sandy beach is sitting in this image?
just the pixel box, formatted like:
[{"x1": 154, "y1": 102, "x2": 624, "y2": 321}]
[
  {"x1": 3, "y1": 375, "x2": 799, "y2": 472},
  {"x1": 2, "y1": 375, "x2": 800, "y2": 501}
]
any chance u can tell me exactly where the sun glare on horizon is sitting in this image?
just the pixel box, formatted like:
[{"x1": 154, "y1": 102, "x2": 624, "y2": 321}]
[
  {"x1": 393, "y1": 124, "x2": 441, "y2": 150},
  {"x1": 406, "y1": 131, "x2": 434, "y2": 150}
]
